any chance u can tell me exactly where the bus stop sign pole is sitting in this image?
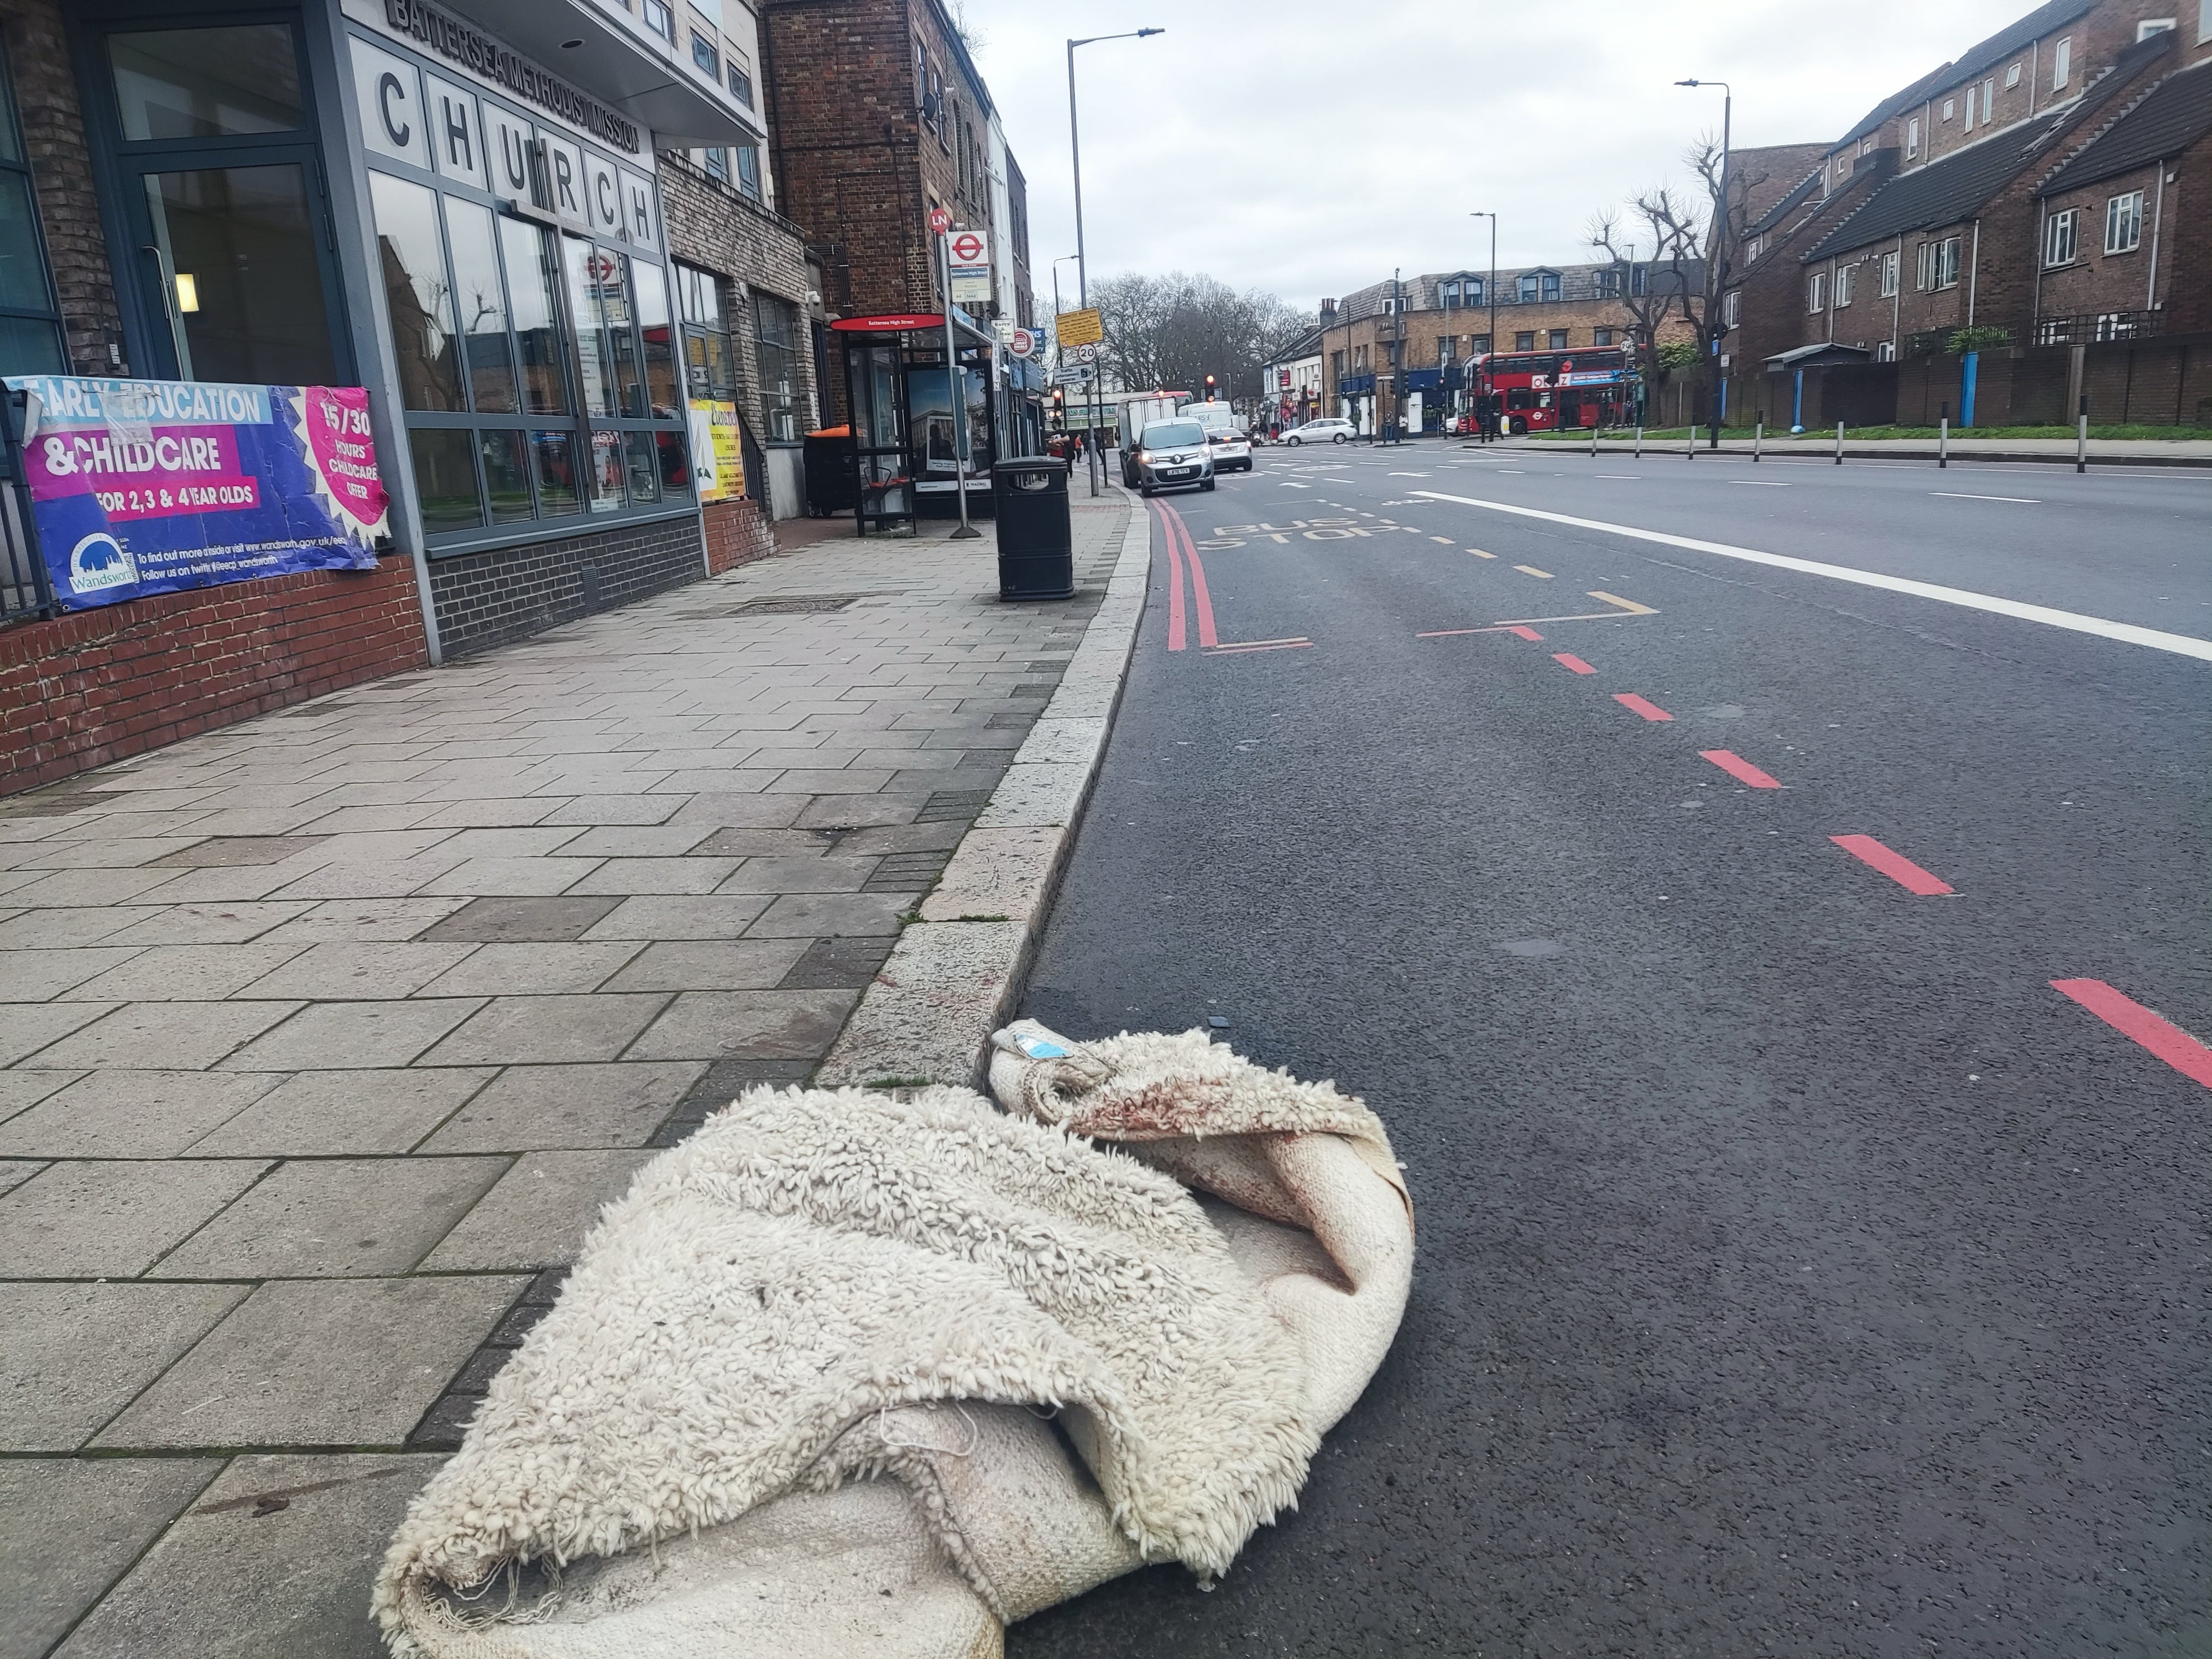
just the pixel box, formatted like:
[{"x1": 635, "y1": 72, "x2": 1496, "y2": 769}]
[{"x1": 941, "y1": 227, "x2": 980, "y2": 540}]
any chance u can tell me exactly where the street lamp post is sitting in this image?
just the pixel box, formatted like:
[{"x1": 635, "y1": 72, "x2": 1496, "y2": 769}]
[
  {"x1": 1050, "y1": 253, "x2": 1078, "y2": 441},
  {"x1": 1469, "y1": 212, "x2": 1497, "y2": 440},
  {"x1": 1676, "y1": 78, "x2": 1731, "y2": 449},
  {"x1": 1068, "y1": 27, "x2": 1164, "y2": 495}
]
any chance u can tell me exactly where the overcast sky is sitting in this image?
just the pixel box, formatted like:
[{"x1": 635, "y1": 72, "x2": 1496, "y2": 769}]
[{"x1": 961, "y1": 0, "x2": 2032, "y2": 313}]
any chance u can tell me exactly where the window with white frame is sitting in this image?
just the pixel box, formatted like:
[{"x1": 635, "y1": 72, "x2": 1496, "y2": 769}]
[
  {"x1": 2044, "y1": 206, "x2": 2080, "y2": 267},
  {"x1": 1835, "y1": 264, "x2": 1856, "y2": 306},
  {"x1": 2105, "y1": 190, "x2": 2143, "y2": 253},
  {"x1": 2200, "y1": 0, "x2": 2211, "y2": 45},
  {"x1": 1964, "y1": 90, "x2": 1974, "y2": 132},
  {"x1": 1907, "y1": 116, "x2": 1921, "y2": 156},
  {"x1": 1807, "y1": 272, "x2": 1825, "y2": 312},
  {"x1": 2006, "y1": 61, "x2": 2021, "y2": 88},
  {"x1": 1721, "y1": 290, "x2": 1740, "y2": 327},
  {"x1": 1983, "y1": 79, "x2": 1996, "y2": 120},
  {"x1": 1876, "y1": 340, "x2": 1896, "y2": 362},
  {"x1": 2138, "y1": 19, "x2": 2176, "y2": 40},
  {"x1": 2053, "y1": 36, "x2": 2071, "y2": 90},
  {"x1": 1933, "y1": 235, "x2": 1961, "y2": 288},
  {"x1": 1915, "y1": 240, "x2": 1935, "y2": 289},
  {"x1": 641, "y1": 0, "x2": 674, "y2": 44},
  {"x1": 1879, "y1": 249, "x2": 1899, "y2": 296},
  {"x1": 1942, "y1": 97, "x2": 1955, "y2": 120}
]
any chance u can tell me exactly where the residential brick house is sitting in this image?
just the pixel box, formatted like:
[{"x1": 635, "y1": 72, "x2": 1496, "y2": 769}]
[{"x1": 1321, "y1": 263, "x2": 1698, "y2": 435}]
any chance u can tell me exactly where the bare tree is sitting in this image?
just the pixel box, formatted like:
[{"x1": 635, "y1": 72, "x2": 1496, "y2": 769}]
[
  {"x1": 1591, "y1": 135, "x2": 1776, "y2": 434},
  {"x1": 1091, "y1": 272, "x2": 1308, "y2": 404}
]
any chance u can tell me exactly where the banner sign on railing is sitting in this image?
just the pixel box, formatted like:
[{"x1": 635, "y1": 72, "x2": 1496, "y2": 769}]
[{"x1": 3, "y1": 376, "x2": 390, "y2": 612}]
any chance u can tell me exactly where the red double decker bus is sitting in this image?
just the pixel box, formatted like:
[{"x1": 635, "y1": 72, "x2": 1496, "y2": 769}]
[{"x1": 1474, "y1": 346, "x2": 1631, "y2": 435}]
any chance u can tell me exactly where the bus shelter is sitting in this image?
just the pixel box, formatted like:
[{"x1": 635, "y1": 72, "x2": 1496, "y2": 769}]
[{"x1": 832, "y1": 312, "x2": 998, "y2": 537}]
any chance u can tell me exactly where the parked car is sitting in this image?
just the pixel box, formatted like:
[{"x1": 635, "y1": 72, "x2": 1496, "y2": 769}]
[
  {"x1": 1282, "y1": 419, "x2": 1354, "y2": 445},
  {"x1": 1207, "y1": 429, "x2": 1253, "y2": 472},
  {"x1": 1130, "y1": 419, "x2": 1215, "y2": 497}
]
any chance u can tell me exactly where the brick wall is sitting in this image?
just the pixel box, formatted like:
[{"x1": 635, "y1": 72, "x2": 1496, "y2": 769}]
[
  {"x1": 426, "y1": 515, "x2": 706, "y2": 659},
  {"x1": 658, "y1": 149, "x2": 821, "y2": 478},
  {"x1": 1, "y1": 563, "x2": 428, "y2": 794},
  {"x1": 703, "y1": 497, "x2": 775, "y2": 574},
  {"x1": 1, "y1": 0, "x2": 125, "y2": 375}
]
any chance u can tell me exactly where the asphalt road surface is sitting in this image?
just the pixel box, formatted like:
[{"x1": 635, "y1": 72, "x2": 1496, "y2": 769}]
[{"x1": 1009, "y1": 440, "x2": 2210, "y2": 1657}]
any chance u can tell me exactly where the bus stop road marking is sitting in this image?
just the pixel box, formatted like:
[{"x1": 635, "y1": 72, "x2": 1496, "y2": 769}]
[
  {"x1": 2049, "y1": 978, "x2": 2212, "y2": 1089},
  {"x1": 1830, "y1": 833, "x2": 1953, "y2": 895},
  {"x1": 1407, "y1": 489, "x2": 2212, "y2": 662},
  {"x1": 1553, "y1": 653, "x2": 1597, "y2": 675},
  {"x1": 1613, "y1": 693, "x2": 1674, "y2": 722},
  {"x1": 1700, "y1": 750, "x2": 1783, "y2": 789}
]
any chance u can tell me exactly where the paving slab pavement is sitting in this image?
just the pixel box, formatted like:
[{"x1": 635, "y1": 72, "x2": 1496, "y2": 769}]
[{"x1": 0, "y1": 496, "x2": 1134, "y2": 1652}]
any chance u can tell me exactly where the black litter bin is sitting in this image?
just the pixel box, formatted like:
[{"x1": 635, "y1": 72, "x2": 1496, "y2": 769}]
[{"x1": 992, "y1": 457, "x2": 1073, "y2": 599}]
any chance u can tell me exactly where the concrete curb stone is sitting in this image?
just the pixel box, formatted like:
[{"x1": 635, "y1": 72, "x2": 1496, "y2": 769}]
[{"x1": 814, "y1": 495, "x2": 1151, "y2": 1090}]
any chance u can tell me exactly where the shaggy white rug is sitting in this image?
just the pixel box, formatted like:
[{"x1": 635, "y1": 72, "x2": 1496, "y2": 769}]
[{"x1": 375, "y1": 1025, "x2": 1413, "y2": 1657}]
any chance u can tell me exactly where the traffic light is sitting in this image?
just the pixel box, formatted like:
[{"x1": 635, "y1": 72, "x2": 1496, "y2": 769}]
[{"x1": 1204, "y1": 374, "x2": 1217, "y2": 399}]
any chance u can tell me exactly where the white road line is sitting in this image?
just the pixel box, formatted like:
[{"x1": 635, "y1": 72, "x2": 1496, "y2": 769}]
[
  {"x1": 1730, "y1": 479, "x2": 1792, "y2": 487},
  {"x1": 1933, "y1": 491, "x2": 2040, "y2": 503},
  {"x1": 1407, "y1": 489, "x2": 2212, "y2": 662},
  {"x1": 1595, "y1": 474, "x2": 1641, "y2": 479}
]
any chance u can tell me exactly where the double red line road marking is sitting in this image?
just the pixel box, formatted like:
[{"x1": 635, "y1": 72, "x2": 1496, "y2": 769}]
[
  {"x1": 1491, "y1": 624, "x2": 2207, "y2": 1088},
  {"x1": 1155, "y1": 500, "x2": 1312, "y2": 655}
]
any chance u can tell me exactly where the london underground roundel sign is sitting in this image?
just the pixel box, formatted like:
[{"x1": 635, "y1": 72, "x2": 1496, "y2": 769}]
[{"x1": 948, "y1": 230, "x2": 987, "y2": 265}]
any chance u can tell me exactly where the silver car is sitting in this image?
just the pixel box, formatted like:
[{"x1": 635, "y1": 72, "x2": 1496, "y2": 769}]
[
  {"x1": 1282, "y1": 418, "x2": 1355, "y2": 445},
  {"x1": 1206, "y1": 429, "x2": 1253, "y2": 472},
  {"x1": 1133, "y1": 419, "x2": 1215, "y2": 497}
]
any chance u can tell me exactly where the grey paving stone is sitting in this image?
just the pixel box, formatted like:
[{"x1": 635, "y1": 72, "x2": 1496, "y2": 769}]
[
  {"x1": 577, "y1": 893, "x2": 773, "y2": 941},
  {"x1": 566, "y1": 855, "x2": 742, "y2": 895},
  {"x1": 420, "y1": 826, "x2": 584, "y2": 858},
  {"x1": 0, "y1": 1002, "x2": 115, "y2": 1065},
  {"x1": 233, "y1": 941, "x2": 477, "y2": 1000},
  {"x1": 414, "y1": 992, "x2": 671, "y2": 1066},
  {"x1": 216, "y1": 999, "x2": 484, "y2": 1071},
  {"x1": 96, "y1": 902, "x2": 316, "y2": 946},
  {"x1": 664, "y1": 791, "x2": 807, "y2": 828},
  {"x1": 0, "y1": 1068, "x2": 83, "y2": 1124},
  {"x1": 0, "y1": 945, "x2": 143, "y2": 1001},
  {"x1": 554, "y1": 823, "x2": 716, "y2": 857},
  {"x1": 627, "y1": 989, "x2": 859, "y2": 1062},
  {"x1": 158, "y1": 1156, "x2": 511, "y2": 1279},
  {"x1": 93, "y1": 1277, "x2": 528, "y2": 1449},
  {"x1": 0, "y1": 1282, "x2": 251, "y2": 1451},
  {"x1": 62, "y1": 941, "x2": 312, "y2": 1001},
  {"x1": 413, "y1": 796, "x2": 568, "y2": 828},
  {"x1": 263, "y1": 855, "x2": 463, "y2": 901},
  {"x1": 539, "y1": 795, "x2": 685, "y2": 825},
  {"x1": 0, "y1": 1456, "x2": 224, "y2": 1659},
  {"x1": 24, "y1": 1001, "x2": 301, "y2": 1070},
  {"x1": 598, "y1": 938, "x2": 810, "y2": 992},
  {"x1": 187, "y1": 1068, "x2": 495, "y2": 1156},
  {"x1": 0, "y1": 1157, "x2": 49, "y2": 1195},
  {"x1": 745, "y1": 891, "x2": 915, "y2": 937},
  {"x1": 795, "y1": 793, "x2": 928, "y2": 828},
  {"x1": 49, "y1": 1453, "x2": 444, "y2": 1659},
  {"x1": 411, "y1": 941, "x2": 641, "y2": 997},
  {"x1": 416, "y1": 895, "x2": 623, "y2": 943},
  {"x1": 420, "y1": 1150, "x2": 659, "y2": 1270},
  {"x1": 778, "y1": 935, "x2": 899, "y2": 991},
  {"x1": 687, "y1": 826, "x2": 842, "y2": 857},
  {"x1": 416, "y1": 856, "x2": 604, "y2": 896},
  {"x1": 418, "y1": 1061, "x2": 705, "y2": 1152},
  {"x1": 714, "y1": 855, "x2": 880, "y2": 894},
  {"x1": 0, "y1": 907, "x2": 165, "y2": 950},
  {"x1": 145, "y1": 833, "x2": 332, "y2": 867},
  {"x1": 254, "y1": 896, "x2": 470, "y2": 942},
  {"x1": 0, "y1": 1070, "x2": 283, "y2": 1159}
]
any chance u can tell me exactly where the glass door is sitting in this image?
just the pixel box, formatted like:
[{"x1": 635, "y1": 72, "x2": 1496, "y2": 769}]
[
  {"x1": 844, "y1": 337, "x2": 912, "y2": 536},
  {"x1": 95, "y1": 19, "x2": 348, "y2": 385}
]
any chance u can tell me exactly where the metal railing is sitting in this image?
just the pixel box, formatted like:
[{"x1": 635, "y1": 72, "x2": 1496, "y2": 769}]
[
  {"x1": 2032, "y1": 310, "x2": 2164, "y2": 347},
  {"x1": 1, "y1": 386, "x2": 58, "y2": 627}
]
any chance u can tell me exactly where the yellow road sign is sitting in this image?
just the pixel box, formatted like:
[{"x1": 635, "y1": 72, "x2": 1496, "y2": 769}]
[{"x1": 1055, "y1": 307, "x2": 1103, "y2": 347}]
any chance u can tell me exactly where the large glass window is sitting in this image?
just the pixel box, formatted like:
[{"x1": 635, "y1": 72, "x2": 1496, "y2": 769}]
[
  {"x1": 109, "y1": 27, "x2": 303, "y2": 141},
  {"x1": 356, "y1": 33, "x2": 686, "y2": 550},
  {"x1": 0, "y1": 39, "x2": 65, "y2": 376},
  {"x1": 679, "y1": 263, "x2": 738, "y2": 401},
  {"x1": 755, "y1": 293, "x2": 799, "y2": 441},
  {"x1": 147, "y1": 164, "x2": 335, "y2": 384}
]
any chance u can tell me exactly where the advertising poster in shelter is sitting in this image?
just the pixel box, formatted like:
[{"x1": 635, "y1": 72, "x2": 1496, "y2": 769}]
[{"x1": 6, "y1": 376, "x2": 390, "y2": 611}]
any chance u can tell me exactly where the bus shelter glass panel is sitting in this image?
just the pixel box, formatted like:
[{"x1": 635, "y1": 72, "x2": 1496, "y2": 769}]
[{"x1": 847, "y1": 338, "x2": 912, "y2": 535}]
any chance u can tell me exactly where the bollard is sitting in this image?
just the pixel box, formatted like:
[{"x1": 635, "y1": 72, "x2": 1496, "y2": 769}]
[
  {"x1": 1939, "y1": 416, "x2": 1948, "y2": 468},
  {"x1": 1591, "y1": 422, "x2": 1599, "y2": 459},
  {"x1": 1687, "y1": 424, "x2": 1695, "y2": 460},
  {"x1": 1835, "y1": 420, "x2": 1844, "y2": 465},
  {"x1": 1635, "y1": 425, "x2": 1642, "y2": 459},
  {"x1": 1754, "y1": 421, "x2": 1763, "y2": 463},
  {"x1": 2077, "y1": 396, "x2": 2089, "y2": 473}
]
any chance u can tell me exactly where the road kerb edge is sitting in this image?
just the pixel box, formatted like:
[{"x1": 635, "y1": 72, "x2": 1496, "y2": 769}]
[{"x1": 813, "y1": 495, "x2": 1151, "y2": 1090}]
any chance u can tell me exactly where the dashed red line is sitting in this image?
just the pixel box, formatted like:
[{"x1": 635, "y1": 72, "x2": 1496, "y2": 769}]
[
  {"x1": 1505, "y1": 625, "x2": 1544, "y2": 641},
  {"x1": 2050, "y1": 978, "x2": 2212, "y2": 1089},
  {"x1": 1830, "y1": 834, "x2": 1953, "y2": 895},
  {"x1": 1553, "y1": 653, "x2": 1597, "y2": 675},
  {"x1": 1613, "y1": 693, "x2": 1673, "y2": 722},
  {"x1": 1700, "y1": 749, "x2": 1783, "y2": 789}
]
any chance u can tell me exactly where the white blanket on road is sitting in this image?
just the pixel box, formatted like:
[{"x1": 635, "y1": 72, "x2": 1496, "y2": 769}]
[{"x1": 374, "y1": 1028, "x2": 1413, "y2": 1657}]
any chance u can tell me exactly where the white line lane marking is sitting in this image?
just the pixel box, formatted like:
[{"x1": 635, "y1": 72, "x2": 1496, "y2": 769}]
[
  {"x1": 1730, "y1": 479, "x2": 1792, "y2": 487},
  {"x1": 1933, "y1": 491, "x2": 2041, "y2": 503},
  {"x1": 1407, "y1": 489, "x2": 2212, "y2": 662},
  {"x1": 1595, "y1": 474, "x2": 1641, "y2": 479}
]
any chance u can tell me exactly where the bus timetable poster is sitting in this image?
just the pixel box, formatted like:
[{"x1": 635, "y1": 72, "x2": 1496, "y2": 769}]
[{"x1": 7, "y1": 375, "x2": 390, "y2": 611}]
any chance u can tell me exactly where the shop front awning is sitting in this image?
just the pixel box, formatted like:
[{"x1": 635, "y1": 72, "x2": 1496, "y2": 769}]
[
  {"x1": 831, "y1": 312, "x2": 997, "y2": 348},
  {"x1": 446, "y1": 0, "x2": 762, "y2": 144},
  {"x1": 1764, "y1": 342, "x2": 1875, "y2": 372}
]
